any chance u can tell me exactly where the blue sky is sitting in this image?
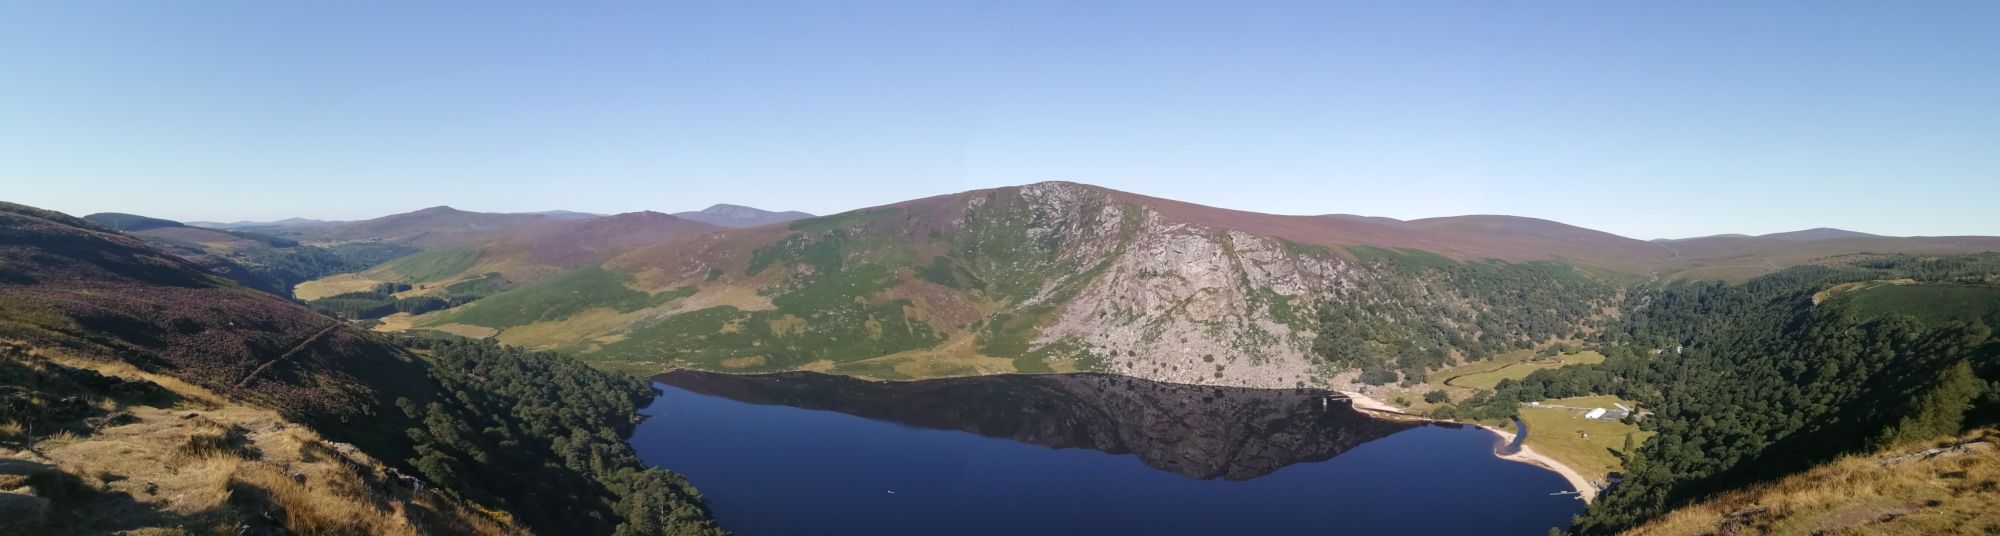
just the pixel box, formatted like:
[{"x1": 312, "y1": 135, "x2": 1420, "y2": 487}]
[{"x1": 2, "y1": 1, "x2": 1996, "y2": 239}]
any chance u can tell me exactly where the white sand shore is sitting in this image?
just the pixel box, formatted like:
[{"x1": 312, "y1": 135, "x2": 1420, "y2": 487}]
[
  {"x1": 1340, "y1": 389, "x2": 1406, "y2": 414},
  {"x1": 1340, "y1": 390, "x2": 1598, "y2": 503},
  {"x1": 1480, "y1": 424, "x2": 1599, "y2": 503}
]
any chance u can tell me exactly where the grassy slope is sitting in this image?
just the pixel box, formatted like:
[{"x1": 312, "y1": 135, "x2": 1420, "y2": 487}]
[
  {"x1": 1627, "y1": 429, "x2": 2000, "y2": 535},
  {"x1": 0, "y1": 202, "x2": 722, "y2": 535},
  {"x1": 422, "y1": 266, "x2": 691, "y2": 329},
  {"x1": 0, "y1": 347, "x2": 521, "y2": 535},
  {"x1": 1448, "y1": 351, "x2": 1606, "y2": 390},
  {"x1": 357, "y1": 184, "x2": 1997, "y2": 387},
  {"x1": 1378, "y1": 350, "x2": 1646, "y2": 485},
  {"x1": 387, "y1": 247, "x2": 483, "y2": 283},
  {"x1": 474, "y1": 197, "x2": 1068, "y2": 375},
  {"x1": 1517, "y1": 395, "x2": 1654, "y2": 482},
  {"x1": 1838, "y1": 284, "x2": 2000, "y2": 326},
  {"x1": 588, "y1": 265, "x2": 941, "y2": 373}
]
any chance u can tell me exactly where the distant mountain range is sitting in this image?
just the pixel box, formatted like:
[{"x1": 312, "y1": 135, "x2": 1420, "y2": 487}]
[
  {"x1": 14, "y1": 183, "x2": 1996, "y2": 536},
  {"x1": 187, "y1": 217, "x2": 338, "y2": 229},
  {"x1": 230, "y1": 181, "x2": 1989, "y2": 390},
  {"x1": 1665, "y1": 227, "x2": 1881, "y2": 242},
  {"x1": 183, "y1": 204, "x2": 810, "y2": 246},
  {"x1": 519, "y1": 210, "x2": 602, "y2": 220},
  {"x1": 82, "y1": 212, "x2": 417, "y2": 298},
  {"x1": 305, "y1": 210, "x2": 724, "y2": 301},
  {"x1": 53, "y1": 183, "x2": 2000, "y2": 390},
  {"x1": 671, "y1": 204, "x2": 814, "y2": 228}
]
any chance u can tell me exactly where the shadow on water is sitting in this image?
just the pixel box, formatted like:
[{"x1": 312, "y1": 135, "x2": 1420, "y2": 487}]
[
  {"x1": 636, "y1": 371, "x2": 1589, "y2": 535},
  {"x1": 655, "y1": 371, "x2": 1416, "y2": 480}
]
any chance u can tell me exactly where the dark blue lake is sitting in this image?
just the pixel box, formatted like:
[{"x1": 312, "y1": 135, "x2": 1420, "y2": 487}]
[{"x1": 630, "y1": 372, "x2": 1584, "y2": 535}]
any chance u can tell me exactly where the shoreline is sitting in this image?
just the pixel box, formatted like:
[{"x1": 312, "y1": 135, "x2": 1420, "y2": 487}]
[{"x1": 1340, "y1": 390, "x2": 1599, "y2": 503}]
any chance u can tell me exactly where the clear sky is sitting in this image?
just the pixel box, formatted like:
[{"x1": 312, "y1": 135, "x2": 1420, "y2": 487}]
[{"x1": 3, "y1": 1, "x2": 1996, "y2": 239}]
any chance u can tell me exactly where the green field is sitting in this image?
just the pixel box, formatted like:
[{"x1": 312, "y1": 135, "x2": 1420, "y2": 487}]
[
  {"x1": 1838, "y1": 283, "x2": 2000, "y2": 326},
  {"x1": 1517, "y1": 395, "x2": 1653, "y2": 480},
  {"x1": 1344, "y1": 245, "x2": 1458, "y2": 270},
  {"x1": 1445, "y1": 350, "x2": 1604, "y2": 390},
  {"x1": 588, "y1": 262, "x2": 943, "y2": 371},
  {"x1": 386, "y1": 247, "x2": 482, "y2": 283},
  {"x1": 424, "y1": 267, "x2": 691, "y2": 328}
]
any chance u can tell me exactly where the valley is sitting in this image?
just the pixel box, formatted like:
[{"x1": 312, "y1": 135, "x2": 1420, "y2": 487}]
[{"x1": 6, "y1": 184, "x2": 1998, "y2": 535}]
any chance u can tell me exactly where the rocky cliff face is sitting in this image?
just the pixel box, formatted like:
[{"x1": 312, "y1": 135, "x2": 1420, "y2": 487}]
[
  {"x1": 435, "y1": 181, "x2": 1614, "y2": 389},
  {"x1": 979, "y1": 183, "x2": 1352, "y2": 388}
]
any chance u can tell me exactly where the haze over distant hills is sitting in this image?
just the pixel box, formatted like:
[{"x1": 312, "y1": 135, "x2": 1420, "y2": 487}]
[
  {"x1": 188, "y1": 217, "x2": 338, "y2": 229},
  {"x1": 671, "y1": 204, "x2": 814, "y2": 228},
  {"x1": 295, "y1": 210, "x2": 724, "y2": 302},
  {"x1": 51, "y1": 181, "x2": 2000, "y2": 389},
  {"x1": 200, "y1": 181, "x2": 1987, "y2": 394},
  {"x1": 82, "y1": 211, "x2": 417, "y2": 297},
  {"x1": 518, "y1": 210, "x2": 602, "y2": 220},
  {"x1": 9, "y1": 180, "x2": 2000, "y2": 536}
]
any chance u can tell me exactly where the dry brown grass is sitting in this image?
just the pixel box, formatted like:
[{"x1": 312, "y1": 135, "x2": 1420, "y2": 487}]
[
  {"x1": 12, "y1": 344, "x2": 226, "y2": 408},
  {"x1": 229, "y1": 464, "x2": 423, "y2": 536},
  {"x1": 176, "y1": 422, "x2": 261, "y2": 462},
  {"x1": 292, "y1": 273, "x2": 392, "y2": 301},
  {"x1": 1628, "y1": 429, "x2": 2000, "y2": 535},
  {"x1": 491, "y1": 306, "x2": 640, "y2": 350},
  {"x1": 824, "y1": 332, "x2": 1019, "y2": 379},
  {"x1": 426, "y1": 323, "x2": 500, "y2": 339},
  {"x1": 3, "y1": 351, "x2": 526, "y2": 536}
]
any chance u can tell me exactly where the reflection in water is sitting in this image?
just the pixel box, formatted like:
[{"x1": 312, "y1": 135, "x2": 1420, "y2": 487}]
[{"x1": 655, "y1": 371, "x2": 1421, "y2": 480}]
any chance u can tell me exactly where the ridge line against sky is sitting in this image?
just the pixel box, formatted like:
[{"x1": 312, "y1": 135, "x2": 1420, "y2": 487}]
[{"x1": 3, "y1": 1, "x2": 1996, "y2": 239}]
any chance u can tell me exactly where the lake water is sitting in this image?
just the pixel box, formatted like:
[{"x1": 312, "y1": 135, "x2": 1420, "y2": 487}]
[{"x1": 629, "y1": 371, "x2": 1585, "y2": 535}]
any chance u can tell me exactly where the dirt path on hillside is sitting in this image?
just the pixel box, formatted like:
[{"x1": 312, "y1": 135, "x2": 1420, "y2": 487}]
[{"x1": 236, "y1": 322, "x2": 342, "y2": 388}]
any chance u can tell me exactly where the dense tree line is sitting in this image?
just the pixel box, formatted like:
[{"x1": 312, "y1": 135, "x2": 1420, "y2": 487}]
[
  {"x1": 1439, "y1": 254, "x2": 2000, "y2": 534},
  {"x1": 1312, "y1": 257, "x2": 1616, "y2": 384},
  {"x1": 236, "y1": 242, "x2": 419, "y2": 293},
  {"x1": 310, "y1": 290, "x2": 474, "y2": 320},
  {"x1": 394, "y1": 335, "x2": 723, "y2": 536}
]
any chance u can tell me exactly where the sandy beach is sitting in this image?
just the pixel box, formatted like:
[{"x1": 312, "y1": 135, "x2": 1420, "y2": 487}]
[
  {"x1": 1340, "y1": 390, "x2": 1599, "y2": 503},
  {"x1": 1479, "y1": 423, "x2": 1600, "y2": 503}
]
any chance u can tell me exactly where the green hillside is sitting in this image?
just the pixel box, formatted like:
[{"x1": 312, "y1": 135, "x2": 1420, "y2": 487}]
[
  {"x1": 1839, "y1": 283, "x2": 2000, "y2": 326},
  {"x1": 0, "y1": 202, "x2": 721, "y2": 536},
  {"x1": 376, "y1": 183, "x2": 1635, "y2": 385},
  {"x1": 1439, "y1": 253, "x2": 2000, "y2": 535}
]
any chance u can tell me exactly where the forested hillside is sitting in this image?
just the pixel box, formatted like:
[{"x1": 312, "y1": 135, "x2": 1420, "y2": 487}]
[
  {"x1": 0, "y1": 202, "x2": 720, "y2": 535},
  {"x1": 1312, "y1": 250, "x2": 1616, "y2": 385},
  {"x1": 1438, "y1": 254, "x2": 2000, "y2": 534},
  {"x1": 379, "y1": 182, "x2": 1631, "y2": 390},
  {"x1": 83, "y1": 211, "x2": 418, "y2": 298}
]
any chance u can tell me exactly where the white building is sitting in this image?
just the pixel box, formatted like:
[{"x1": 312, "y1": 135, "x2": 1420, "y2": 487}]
[{"x1": 1584, "y1": 407, "x2": 1608, "y2": 419}]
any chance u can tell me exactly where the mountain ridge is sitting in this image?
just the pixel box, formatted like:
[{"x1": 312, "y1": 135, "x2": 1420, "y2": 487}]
[
  {"x1": 334, "y1": 181, "x2": 2000, "y2": 392},
  {"x1": 297, "y1": 206, "x2": 555, "y2": 248},
  {"x1": 671, "y1": 203, "x2": 814, "y2": 228}
]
